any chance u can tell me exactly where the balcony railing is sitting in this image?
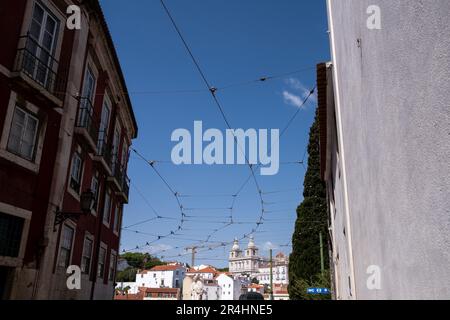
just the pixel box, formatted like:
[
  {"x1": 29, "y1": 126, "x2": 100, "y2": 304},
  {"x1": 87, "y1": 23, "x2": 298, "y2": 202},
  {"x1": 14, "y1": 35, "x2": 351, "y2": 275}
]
[
  {"x1": 110, "y1": 160, "x2": 130, "y2": 201},
  {"x1": 96, "y1": 136, "x2": 112, "y2": 168},
  {"x1": 14, "y1": 34, "x2": 65, "y2": 98},
  {"x1": 111, "y1": 160, "x2": 124, "y2": 187},
  {"x1": 122, "y1": 175, "x2": 130, "y2": 199},
  {"x1": 76, "y1": 98, "x2": 98, "y2": 144}
]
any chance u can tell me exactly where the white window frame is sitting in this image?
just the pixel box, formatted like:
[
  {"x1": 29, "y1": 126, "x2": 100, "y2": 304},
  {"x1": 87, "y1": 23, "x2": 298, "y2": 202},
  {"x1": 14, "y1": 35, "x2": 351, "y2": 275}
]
[
  {"x1": 108, "y1": 250, "x2": 117, "y2": 282},
  {"x1": 90, "y1": 172, "x2": 100, "y2": 215},
  {"x1": 113, "y1": 205, "x2": 121, "y2": 235},
  {"x1": 81, "y1": 234, "x2": 94, "y2": 275},
  {"x1": 6, "y1": 106, "x2": 39, "y2": 162},
  {"x1": 0, "y1": 92, "x2": 46, "y2": 173},
  {"x1": 0, "y1": 202, "x2": 32, "y2": 268},
  {"x1": 97, "y1": 243, "x2": 107, "y2": 279},
  {"x1": 57, "y1": 222, "x2": 76, "y2": 269},
  {"x1": 69, "y1": 151, "x2": 83, "y2": 194},
  {"x1": 103, "y1": 188, "x2": 112, "y2": 227},
  {"x1": 97, "y1": 93, "x2": 111, "y2": 152}
]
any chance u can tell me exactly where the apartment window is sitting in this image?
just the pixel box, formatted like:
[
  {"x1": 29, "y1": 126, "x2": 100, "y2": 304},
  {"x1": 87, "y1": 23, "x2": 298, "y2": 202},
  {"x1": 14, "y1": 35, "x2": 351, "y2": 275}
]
[
  {"x1": 70, "y1": 152, "x2": 83, "y2": 193},
  {"x1": 97, "y1": 246, "x2": 106, "y2": 278},
  {"x1": 113, "y1": 205, "x2": 120, "y2": 232},
  {"x1": 81, "y1": 237, "x2": 93, "y2": 274},
  {"x1": 103, "y1": 189, "x2": 111, "y2": 225},
  {"x1": 109, "y1": 253, "x2": 116, "y2": 281},
  {"x1": 121, "y1": 141, "x2": 128, "y2": 168},
  {"x1": 59, "y1": 225, "x2": 74, "y2": 268},
  {"x1": 111, "y1": 128, "x2": 120, "y2": 170},
  {"x1": 26, "y1": 2, "x2": 59, "y2": 87},
  {"x1": 81, "y1": 67, "x2": 96, "y2": 105},
  {"x1": 0, "y1": 212, "x2": 25, "y2": 258},
  {"x1": 91, "y1": 174, "x2": 99, "y2": 211},
  {"x1": 7, "y1": 106, "x2": 39, "y2": 161},
  {"x1": 97, "y1": 97, "x2": 111, "y2": 152},
  {"x1": 161, "y1": 279, "x2": 165, "y2": 287}
]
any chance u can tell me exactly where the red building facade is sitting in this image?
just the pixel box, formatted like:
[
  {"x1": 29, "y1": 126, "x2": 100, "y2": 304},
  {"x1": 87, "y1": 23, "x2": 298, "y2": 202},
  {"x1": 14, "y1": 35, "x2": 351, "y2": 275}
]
[{"x1": 0, "y1": 0, "x2": 137, "y2": 300}]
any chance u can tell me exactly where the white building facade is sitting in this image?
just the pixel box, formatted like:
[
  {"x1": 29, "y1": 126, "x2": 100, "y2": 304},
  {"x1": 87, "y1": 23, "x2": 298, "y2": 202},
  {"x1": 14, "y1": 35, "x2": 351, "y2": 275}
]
[
  {"x1": 116, "y1": 264, "x2": 186, "y2": 293},
  {"x1": 216, "y1": 273, "x2": 242, "y2": 300},
  {"x1": 228, "y1": 237, "x2": 289, "y2": 287},
  {"x1": 229, "y1": 236, "x2": 265, "y2": 275}
]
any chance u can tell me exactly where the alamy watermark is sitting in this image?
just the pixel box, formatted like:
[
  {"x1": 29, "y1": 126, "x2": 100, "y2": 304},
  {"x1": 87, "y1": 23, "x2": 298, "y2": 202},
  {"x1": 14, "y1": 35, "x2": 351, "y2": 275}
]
[
  {"x1": 66, "y1": 5, "x2": 81, "y2": 30},
  {"x1": 367, "y1": 5, "x2": 382, "y2": 30},
  {"x1": 171, "y1": 121, "x2": 280, "y2": 176},
  {"x1": 366, "y1": 265, "x2": 381, "y2": 290},
  {"x1": 66, "y1": 265, "x2": 81, "y2": 290}
]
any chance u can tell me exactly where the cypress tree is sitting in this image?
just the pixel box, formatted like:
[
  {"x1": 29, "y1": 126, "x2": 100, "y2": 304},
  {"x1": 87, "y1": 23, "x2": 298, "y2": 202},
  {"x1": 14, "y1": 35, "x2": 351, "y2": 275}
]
[{"x1": 288, "y1": 108, "x2": 330, "y2": 300}]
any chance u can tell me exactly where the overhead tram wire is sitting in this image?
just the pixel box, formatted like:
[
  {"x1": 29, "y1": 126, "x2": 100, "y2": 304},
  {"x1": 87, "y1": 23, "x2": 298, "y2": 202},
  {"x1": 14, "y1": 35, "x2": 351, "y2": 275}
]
[
  {"x1": 120, "y1": 3, "x2": 316, "y2": 256},
  {"x1": 159, "y1": 0, "x2": 267, "y2": 245},
  {"x1": 121, "y1": 147, "x2": 189, "y2": 253}
]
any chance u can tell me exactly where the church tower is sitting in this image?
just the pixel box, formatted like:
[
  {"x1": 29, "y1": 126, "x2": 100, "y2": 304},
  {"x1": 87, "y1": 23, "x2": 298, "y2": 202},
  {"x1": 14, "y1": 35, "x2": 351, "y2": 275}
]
[
  {"x1": 229, "y1": 238, "x2": 242, "y2": 273},
  {"x1": 229, "y1": 236, "x2": 262, "y2": 275}
]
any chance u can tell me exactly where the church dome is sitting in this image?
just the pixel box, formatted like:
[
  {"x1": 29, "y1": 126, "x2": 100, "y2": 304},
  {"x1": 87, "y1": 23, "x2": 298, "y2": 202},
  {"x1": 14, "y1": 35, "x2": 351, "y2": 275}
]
[
  {"x1": 231, "y1": 238, "x2": 240, "y2": 251},
  {"x1": 247, "y1": 235, "x2": 257, "y2": 249}
]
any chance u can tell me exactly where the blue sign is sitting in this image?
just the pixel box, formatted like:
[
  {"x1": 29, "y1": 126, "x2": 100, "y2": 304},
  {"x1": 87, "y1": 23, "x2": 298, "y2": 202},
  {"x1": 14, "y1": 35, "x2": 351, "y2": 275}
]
[{"x1": 307, "y1": 288, "x2": 330, "y2": 295}]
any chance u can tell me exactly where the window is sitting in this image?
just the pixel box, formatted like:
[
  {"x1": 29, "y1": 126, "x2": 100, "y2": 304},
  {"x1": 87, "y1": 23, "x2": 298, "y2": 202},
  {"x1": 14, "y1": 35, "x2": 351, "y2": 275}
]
[
  {"x1": 81, "y1": 237, "x2": 93, "y2": 274},
  {"x1": 91, "y1": 174, "x2": 99, "y2": 211},
  {"x1": 113, "y1": 205, "x2": 120, "y2": 232},
  {"x1": 121, "y1": 141, "x2": 128, "y2": 168},
  {"x1": 97, "y1": 246, "x2": 106, "y2": 278},
  {"x1": 109, "y1": 252, "x2": 116, "y2": 281},
  {"x1": 81, "y1": 67, "x2": 96, "y2": 104},
  {"x1": 103, "y1": 189, "x2": 111, "y2": 225},
  {"x1": 161, "y1": 279, "x2": 165, "y2": 287},
  {"x1": 97, "y1": 97, "x2": 111, "y2": 152},
  {"x1": 111, "y1": 128, "x2": 120, "y2": 170},
  {"x1": 7, "y1": 106, "x2": 39, "y2": 161},
  {"x1": 70, "y1": 152, "x2": 83, "y2": 193},
  {"x1": 59, "y1": 225, "x2": 74, "y2": 268},
  {"x1": 0, "y1": 212, "x2": 25, "y2": 257},
  {"x1": 26, "y1": 2, "x2": 59, "y2": 87}
]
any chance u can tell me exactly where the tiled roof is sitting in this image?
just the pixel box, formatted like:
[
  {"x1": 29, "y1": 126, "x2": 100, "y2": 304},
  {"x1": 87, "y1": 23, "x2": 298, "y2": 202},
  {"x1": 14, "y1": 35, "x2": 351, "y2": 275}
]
[
  {"x1": 215, "y1": 272, "x2": 232, "y2": 279},
  {"x1": 150, "y1": 264, "x2": 183, "y2": 272},
  {"x1": 187, "y1": 267, "x2": 217, "y2": 274},
  {"x1": 142, "y1": 288, "x2": 179, "y2": 294}
]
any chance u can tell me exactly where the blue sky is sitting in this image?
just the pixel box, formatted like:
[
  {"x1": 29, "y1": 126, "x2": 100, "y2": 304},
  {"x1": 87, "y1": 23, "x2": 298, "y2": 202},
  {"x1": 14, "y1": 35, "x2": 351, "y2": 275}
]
[{"x1": 100, "y1": 0, "x2": 330, "y2": 267}]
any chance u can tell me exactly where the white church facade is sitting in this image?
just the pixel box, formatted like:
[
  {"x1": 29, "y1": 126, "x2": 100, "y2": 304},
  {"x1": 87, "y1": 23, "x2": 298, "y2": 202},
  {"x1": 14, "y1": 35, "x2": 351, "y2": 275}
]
[{"x1": 228, "y1": 236, "x2": 289, "y2": 286}]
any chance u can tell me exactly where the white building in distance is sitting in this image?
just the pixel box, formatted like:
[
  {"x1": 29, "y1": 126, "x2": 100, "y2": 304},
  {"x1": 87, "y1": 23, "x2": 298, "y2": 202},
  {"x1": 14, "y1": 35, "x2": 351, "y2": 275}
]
[
  {"x1": 215, "y1": 273, "x2": 243, "y2": 300},
  {"x1": 228, "y1": 237, "x2": 289, "y2": 286},
  {"x1": 256, "y1": 253, "x2": 289, "y2": 285},
  {"x1": 118, "y1": 263, "x2": 186, "y2": 292},
  {"x1": 229, "y1": 236, "x2": 265, "y2": 275}
]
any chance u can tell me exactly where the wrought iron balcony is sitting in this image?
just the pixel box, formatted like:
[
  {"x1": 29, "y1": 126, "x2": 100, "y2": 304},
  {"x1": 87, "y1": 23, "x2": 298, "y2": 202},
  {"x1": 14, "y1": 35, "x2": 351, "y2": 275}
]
[
  {"x1": 94, "y1": 136, "x2": 113, "y2": 173},
  {"x1": 75, "y1": 98, "x2": 98, "y2": 151},
  {"x1": 122, "y1": 175, "x2": 130, "y2": 201},
  {"x1": 108, "y1": 160, "x2": 130, "y2": 203},
  {"x1": 14, "y1": 34, "x2": 65, "y2": 99}
]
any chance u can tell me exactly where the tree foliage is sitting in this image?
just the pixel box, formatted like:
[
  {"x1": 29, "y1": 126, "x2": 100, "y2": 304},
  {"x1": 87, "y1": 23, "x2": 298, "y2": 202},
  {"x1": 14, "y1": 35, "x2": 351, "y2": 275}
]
[
  {"x1": 289, "y1": 108, "x2": 331, "y2": 300},
  {"x1": 116, "y1": 252, "x2": 164, "y2": 282}
]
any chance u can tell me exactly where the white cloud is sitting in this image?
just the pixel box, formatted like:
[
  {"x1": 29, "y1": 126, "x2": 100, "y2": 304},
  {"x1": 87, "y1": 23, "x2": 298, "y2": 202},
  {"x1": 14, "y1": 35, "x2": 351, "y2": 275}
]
[
  {"x1": 282, "y1": 77, "x2": 317, "y2": 108},
  {"x1": 263, "y1": 241, "x2": 279, "y2": 251},
  {"x1": 283, "y1": 91, "x2": 305, "y2": 108}
]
